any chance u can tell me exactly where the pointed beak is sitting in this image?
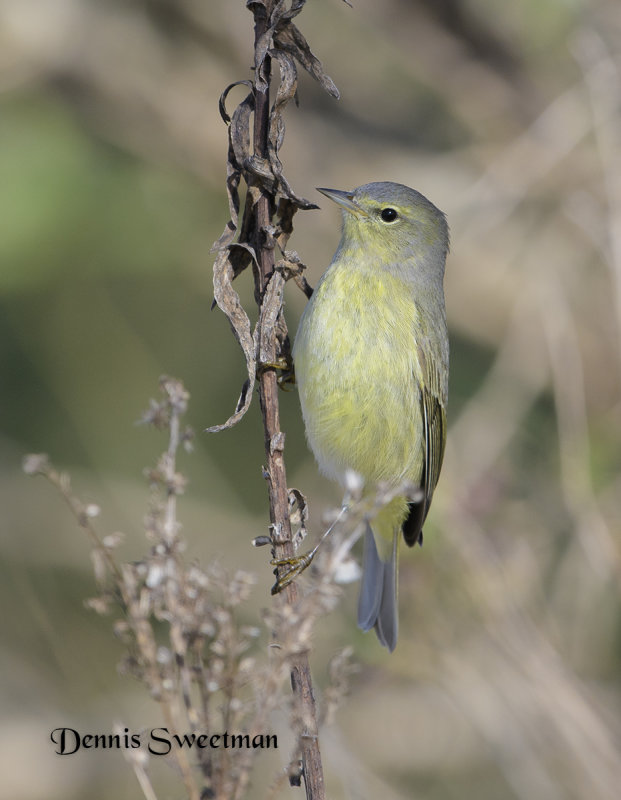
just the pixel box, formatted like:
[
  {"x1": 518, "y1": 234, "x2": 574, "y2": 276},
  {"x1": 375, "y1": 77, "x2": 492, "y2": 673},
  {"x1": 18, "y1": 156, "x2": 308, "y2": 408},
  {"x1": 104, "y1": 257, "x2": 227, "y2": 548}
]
[{"x1": 316, "y1": 187, "x2": 369, "y2": 217}]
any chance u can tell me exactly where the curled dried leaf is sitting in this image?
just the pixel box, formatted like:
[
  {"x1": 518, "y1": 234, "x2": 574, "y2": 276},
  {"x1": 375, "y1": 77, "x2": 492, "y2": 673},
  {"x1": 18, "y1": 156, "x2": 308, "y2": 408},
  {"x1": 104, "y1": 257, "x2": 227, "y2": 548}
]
[
  {"x1": 266, "y1": 51, "x2": 318, "y2": 209},
  {"x1": 270, "y1": 49, "x2": 298, "y2": 142},
  {"x1": 257, "y1": 269, "x2": 287, "y2": 368},
  {"x1": 279, "y1": 0, "x2": 307, "y2": 24},
  {"x1": 210, "y1": 0, "x2": 339, "y2": 432},
  {"x1": 254, "y1": 26, "x2": 275, "y2": 92},
  {"x1": 274, "y1": 198, "x2": 299, "y2": 251},
  {"x1": 211, "y1": 152, "x2": 243, "y2": 254},
  {"x1": 218, "y1": 80, "x2": 254, "y2": 125},
  {"x1": 274, "y1": 22, "x2": 340, "y2": 99},
  {"x1": 276, "y1": 250, "x2": 310, "y2": 285},
  {"x1": 229, "y1": 91, "x2": 254, "y2": 175},
  {"x1": 288, "y1": 487, "x2": 309, "y2": 546},
  {"x1": 207, "y1": 248, "x2": 257, "y2": 433},
  {"x1": 245, "y1": 154, "x2": 278, "y2": 192}
]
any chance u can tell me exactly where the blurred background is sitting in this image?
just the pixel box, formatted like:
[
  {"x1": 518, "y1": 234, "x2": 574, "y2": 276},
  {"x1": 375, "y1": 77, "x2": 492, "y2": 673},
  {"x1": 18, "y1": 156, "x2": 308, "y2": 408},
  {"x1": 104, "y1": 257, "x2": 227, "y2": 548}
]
[{"x1": 2, "y1": 0, "x2": 621, "y2": 798}]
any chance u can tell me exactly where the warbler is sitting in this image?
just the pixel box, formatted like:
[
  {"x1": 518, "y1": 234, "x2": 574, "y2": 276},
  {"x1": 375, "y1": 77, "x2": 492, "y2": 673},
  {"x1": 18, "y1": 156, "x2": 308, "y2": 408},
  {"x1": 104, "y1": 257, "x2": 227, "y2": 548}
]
[{"x1": 293, "y1": 181, "x2": 449, "y2": 652}]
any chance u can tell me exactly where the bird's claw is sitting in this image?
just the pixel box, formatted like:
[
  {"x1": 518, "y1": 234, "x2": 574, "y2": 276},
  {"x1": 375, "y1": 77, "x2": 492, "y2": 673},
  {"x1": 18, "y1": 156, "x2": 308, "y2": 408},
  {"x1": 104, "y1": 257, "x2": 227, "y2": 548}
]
[
  {"x1": 270, "y1": 550, "x2": 316, "y2": 594},
  {"x1": 257, "y1": 357, "x2": 296, "y2": 390}
]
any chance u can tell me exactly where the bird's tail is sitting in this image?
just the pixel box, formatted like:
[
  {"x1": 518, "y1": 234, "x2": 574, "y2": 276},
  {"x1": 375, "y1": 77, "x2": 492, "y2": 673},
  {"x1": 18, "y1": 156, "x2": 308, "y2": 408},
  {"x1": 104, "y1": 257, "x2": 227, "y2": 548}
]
[{"x1": 357, "y1": 523, "x2": 399, "y2": 652}]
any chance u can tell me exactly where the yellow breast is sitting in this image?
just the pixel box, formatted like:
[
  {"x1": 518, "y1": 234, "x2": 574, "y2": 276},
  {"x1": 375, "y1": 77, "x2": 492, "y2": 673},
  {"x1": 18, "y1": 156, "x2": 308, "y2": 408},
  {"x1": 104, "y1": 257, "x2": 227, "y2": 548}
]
[{"x1": 293, "y1": 259, "x2": 426, "y2": 487}]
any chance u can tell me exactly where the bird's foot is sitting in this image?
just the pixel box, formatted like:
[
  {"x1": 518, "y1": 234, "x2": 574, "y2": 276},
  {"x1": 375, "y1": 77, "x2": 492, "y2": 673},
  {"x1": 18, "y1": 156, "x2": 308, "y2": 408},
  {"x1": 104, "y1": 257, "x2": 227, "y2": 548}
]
[
  {"x1": 270, "y1": 549, "x2": 317, "y2": 594},
  {"x1": 257, "y1": 356, "x2": 296, "y2": 390},
  {"x1": 269, "y1": 506, "x2": 347, "y2": 594}
]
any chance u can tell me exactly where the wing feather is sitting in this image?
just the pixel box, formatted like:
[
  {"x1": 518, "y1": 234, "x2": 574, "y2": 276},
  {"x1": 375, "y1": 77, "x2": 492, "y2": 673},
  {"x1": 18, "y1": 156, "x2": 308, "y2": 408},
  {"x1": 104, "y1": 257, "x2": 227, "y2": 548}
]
[{"x1": 402, "y1": 372, "x2": 447, "y2": 547}]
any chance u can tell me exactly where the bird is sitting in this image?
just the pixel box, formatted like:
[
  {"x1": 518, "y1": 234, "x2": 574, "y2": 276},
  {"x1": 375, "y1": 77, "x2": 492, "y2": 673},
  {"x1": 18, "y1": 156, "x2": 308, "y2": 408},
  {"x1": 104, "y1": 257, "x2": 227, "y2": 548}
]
[{"x1": 292, "y1": 181, "x2": 449, "y2": 651}]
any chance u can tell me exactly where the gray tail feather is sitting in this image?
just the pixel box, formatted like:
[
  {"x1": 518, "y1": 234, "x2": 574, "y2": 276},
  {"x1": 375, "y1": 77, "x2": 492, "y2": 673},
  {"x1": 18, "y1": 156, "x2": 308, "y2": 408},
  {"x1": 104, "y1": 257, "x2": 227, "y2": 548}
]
[{"x1": 357, "y1": 524, "x2": 398, "y2": 652}]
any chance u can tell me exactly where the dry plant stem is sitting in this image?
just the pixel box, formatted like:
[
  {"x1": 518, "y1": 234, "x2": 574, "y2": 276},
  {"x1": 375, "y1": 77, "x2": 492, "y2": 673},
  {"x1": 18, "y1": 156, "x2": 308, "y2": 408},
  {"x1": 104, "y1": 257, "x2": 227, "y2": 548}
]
[
  {"x1": 30, "y1": 458, "x2": 200, "y2": 800},
  {"x1": 163, "y1": 398, "x2": 181, "y2": 545},
  {"x1": 252, "y1": 6, "x2": 325, "y2": 799},
  {"x1": 133, "y1": 763, "x2": 159, "y2": 800}
]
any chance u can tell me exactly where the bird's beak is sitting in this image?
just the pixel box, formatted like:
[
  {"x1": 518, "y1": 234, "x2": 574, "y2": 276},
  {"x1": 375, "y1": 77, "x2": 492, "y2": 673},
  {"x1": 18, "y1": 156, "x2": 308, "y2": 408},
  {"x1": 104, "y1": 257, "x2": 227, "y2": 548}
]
[{"x1": 316, "y1": 187, "x2": 369, "y2": 217}]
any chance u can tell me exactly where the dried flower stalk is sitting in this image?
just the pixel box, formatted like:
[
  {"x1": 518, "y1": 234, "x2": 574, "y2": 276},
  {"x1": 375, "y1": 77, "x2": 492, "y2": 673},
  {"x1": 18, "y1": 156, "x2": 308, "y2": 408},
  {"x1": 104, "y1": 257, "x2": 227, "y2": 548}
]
[{"x1": 209, "y1": 3, "x2": 342, "y2": 797}]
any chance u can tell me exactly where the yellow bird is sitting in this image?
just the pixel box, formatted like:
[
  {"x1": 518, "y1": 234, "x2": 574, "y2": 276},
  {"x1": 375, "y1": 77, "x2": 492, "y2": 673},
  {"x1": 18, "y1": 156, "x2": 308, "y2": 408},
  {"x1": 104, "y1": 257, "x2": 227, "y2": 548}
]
[{"x1": 293, "y1": 182, "x2": 449, "y2": 651}]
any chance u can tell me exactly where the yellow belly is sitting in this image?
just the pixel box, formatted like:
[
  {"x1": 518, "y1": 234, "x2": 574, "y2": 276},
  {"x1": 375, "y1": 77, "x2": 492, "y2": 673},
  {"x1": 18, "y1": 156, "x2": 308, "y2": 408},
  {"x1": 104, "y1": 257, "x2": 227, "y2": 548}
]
[{"x1": 293, "y1": 262, "x2": 425, "y2": 488}]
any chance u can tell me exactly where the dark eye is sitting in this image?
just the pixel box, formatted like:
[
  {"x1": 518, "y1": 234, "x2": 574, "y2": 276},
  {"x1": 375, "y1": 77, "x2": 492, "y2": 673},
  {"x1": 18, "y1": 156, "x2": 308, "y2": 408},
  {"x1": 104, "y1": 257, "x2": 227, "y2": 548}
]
[{"x1": 380, "y1": 207, "x2": 398, "y2": 222}]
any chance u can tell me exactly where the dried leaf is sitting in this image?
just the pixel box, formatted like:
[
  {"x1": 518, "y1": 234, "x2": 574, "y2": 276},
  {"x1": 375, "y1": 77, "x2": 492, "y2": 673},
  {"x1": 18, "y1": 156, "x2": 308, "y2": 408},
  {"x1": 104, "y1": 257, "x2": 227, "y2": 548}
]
[
  {"x1": 245, "y1": 154, "x2": 277, "y2": 192},
  {"x1": 266, "y1": 50, "x2": 319, "y2": 209},
  {"x1": 254, "y1": 28, "x2": 275, "y2": 92},
  {"x1": 250, "y1": 0, "x2": 287, "y2": 91},
  {"x1": 274, "y1": 22, "x2": 340, "y2": 99},
  {"x1": 257, "y1": 268, "x2": 287, "y2": 367},
  {"x1": 207, "y1": 248, "x2": 257, "y2": 433},
  {"x1": 278, "y1": 0, "x2": 307, "y2": 24},
  {"x1": 210, "y1": 0, "x2": 338, "y2": 429},
  {"x1": 229, "y1": 90, "x2": 254, "y2": 175},
  {"x1": 276, "y1": 249, "x2": 314, "y2": 299},
  {"x1": 270, "y1": 49, "x2": 298, "y2": 121},
  {"x1": 211, "y1": 88, "x2": 252, "y2": 254},
  {"x1": 218, "y1": 80, "x2": 254, "y2": 125},
  {"x1": 274, "y1": 198, "x2": 298, "y2": 250},
  {"x1": 288, "y1": 487, "x2": 309, "y2": 546}
]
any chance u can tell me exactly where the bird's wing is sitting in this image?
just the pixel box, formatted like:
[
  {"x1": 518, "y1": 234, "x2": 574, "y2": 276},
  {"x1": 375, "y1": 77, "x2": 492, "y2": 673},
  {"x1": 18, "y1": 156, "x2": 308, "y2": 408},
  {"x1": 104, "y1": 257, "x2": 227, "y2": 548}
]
[
  {"x1": 402, "y1": 366, "x2": 447, "y2": 547},
  {"x1": 421, "y1": 383, "x2": 447, "y2": 502}
]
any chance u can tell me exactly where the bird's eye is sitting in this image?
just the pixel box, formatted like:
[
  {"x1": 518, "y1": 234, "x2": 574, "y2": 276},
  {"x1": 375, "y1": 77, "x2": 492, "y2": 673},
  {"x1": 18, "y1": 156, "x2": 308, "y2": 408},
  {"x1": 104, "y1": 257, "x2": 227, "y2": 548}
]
[{"x1": 380, "y1": 207, "x2": 399, "y2": 223}]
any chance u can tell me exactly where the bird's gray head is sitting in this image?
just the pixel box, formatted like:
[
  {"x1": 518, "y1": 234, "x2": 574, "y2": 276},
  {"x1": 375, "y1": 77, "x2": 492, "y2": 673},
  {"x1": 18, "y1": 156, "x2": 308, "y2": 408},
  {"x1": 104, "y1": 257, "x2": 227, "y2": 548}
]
[{"x1": 318, "y1": 181, "x2": 449, "y2": 285}]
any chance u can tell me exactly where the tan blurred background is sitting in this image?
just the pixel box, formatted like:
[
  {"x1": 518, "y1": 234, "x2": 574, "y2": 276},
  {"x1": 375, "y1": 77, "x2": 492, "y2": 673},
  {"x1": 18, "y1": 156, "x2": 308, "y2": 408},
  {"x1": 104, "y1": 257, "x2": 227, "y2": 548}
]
[{"x1": 2, "y1": 0, "x2": 621, "y2": 798}]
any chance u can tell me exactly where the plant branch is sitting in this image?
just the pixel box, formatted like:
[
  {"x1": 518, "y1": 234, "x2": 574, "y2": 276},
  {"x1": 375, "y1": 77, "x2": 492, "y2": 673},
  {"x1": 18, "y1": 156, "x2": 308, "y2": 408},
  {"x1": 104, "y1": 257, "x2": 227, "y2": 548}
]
[
  {"x1": 251, "y1": 5, "x2": 325, "y2": 798},
  {"x1": 209, "y1": 2, "x2": 340, "y2": 795}
]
